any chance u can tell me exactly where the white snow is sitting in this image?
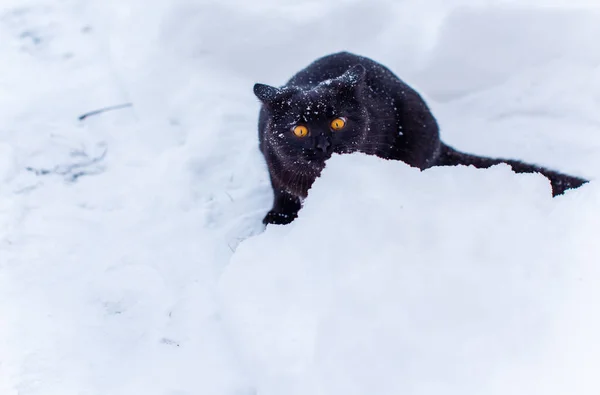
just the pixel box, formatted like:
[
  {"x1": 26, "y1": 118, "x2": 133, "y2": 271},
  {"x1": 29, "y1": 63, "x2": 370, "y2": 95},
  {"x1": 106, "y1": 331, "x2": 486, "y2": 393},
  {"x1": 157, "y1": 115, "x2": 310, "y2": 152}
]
[
  {"x1": 1, "y1": 1, "x2": 599, "y2": 395},
  {"x1": 220, "y1": 155, "x2": 600, "y2": 395}
]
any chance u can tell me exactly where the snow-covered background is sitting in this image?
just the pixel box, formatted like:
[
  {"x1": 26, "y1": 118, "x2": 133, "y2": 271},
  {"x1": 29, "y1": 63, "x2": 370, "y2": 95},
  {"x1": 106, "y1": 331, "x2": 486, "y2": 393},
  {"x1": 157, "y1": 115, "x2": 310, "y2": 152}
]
[{"x1": 1, "y1": 0, "x2": 599, "y2": 394}]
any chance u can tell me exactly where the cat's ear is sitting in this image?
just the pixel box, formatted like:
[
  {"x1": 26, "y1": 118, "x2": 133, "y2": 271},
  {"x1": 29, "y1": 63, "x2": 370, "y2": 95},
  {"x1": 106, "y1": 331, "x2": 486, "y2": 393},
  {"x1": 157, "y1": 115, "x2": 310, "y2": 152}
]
[
  {"x1": 332, "y1": 64, "x2": 366, "y2": 93},
  {"x1": 342, "y1": 64, "x2": 366, "y2": 86},
  {"x1": 254, "y1": 83, "x2": 280, "y2": 103}
]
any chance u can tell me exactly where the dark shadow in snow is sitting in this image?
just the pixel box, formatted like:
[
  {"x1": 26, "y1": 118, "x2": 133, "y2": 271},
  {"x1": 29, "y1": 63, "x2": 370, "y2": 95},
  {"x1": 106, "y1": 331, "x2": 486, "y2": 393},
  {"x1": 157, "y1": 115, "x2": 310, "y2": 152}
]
[
  {"x1": 25, "y1": 146, "x2": 108, "y2": 182},
  {"x1": 78, "y1": 103, "x2": 133, "y2": 121}
]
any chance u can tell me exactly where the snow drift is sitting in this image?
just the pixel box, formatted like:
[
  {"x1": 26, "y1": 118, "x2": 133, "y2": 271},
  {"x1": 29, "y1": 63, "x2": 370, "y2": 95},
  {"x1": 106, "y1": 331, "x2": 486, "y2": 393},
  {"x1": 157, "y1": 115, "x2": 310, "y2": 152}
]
[{"x1": 219, "y1": 154, "x2": 600, "y2": 395}]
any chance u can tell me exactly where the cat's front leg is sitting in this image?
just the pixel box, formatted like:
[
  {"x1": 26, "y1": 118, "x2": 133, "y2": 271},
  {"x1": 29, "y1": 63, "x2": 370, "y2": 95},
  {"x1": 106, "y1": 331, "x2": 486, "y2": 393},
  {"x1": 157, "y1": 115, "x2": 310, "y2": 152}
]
[{"x1": 263, "y1": 189, "x2": 302, "y2": 225}]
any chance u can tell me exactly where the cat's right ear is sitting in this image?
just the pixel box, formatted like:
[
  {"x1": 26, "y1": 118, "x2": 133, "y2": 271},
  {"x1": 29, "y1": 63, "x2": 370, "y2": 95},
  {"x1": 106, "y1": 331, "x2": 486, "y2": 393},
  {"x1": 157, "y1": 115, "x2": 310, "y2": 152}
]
[{"x1": 253, "y1": 83, "x2": 280, "y2": 103}]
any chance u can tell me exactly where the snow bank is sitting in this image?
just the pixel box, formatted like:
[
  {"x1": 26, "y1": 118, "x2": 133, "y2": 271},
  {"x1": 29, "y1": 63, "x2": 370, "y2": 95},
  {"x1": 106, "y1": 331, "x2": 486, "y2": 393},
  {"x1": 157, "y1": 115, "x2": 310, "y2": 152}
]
[
  {"x1": 415, "y1": 7, "x2": 600, "y2": 101},
  {"x1": 220, "y1": 153, "x2": 600, "y2": 395}
]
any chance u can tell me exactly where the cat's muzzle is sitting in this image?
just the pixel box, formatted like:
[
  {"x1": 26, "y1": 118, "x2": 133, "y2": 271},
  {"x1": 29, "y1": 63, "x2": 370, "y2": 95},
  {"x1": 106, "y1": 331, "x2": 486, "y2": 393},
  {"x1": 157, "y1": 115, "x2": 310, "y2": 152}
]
[{"x1": 315, "y1": 135, "x2": 332, "y2": 153}]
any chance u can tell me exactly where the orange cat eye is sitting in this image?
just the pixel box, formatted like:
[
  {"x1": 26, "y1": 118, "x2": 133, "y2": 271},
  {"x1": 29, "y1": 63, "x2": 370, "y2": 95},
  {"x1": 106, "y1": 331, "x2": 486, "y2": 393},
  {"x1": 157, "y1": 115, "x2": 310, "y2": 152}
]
[
  {"x1": 330, "y1": 117, "x2": 346, "y2": 131},
  {"x1": 292, "y1": 125, "x2": 309, "y2": 138}
]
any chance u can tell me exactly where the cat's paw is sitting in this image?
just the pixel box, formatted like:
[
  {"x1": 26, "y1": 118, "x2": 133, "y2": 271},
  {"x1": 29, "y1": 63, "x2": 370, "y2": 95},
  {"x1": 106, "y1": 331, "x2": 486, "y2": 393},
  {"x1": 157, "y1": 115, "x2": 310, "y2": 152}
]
[{"x1": 263, "y1": 210, "x2": 297, "y2": 225}]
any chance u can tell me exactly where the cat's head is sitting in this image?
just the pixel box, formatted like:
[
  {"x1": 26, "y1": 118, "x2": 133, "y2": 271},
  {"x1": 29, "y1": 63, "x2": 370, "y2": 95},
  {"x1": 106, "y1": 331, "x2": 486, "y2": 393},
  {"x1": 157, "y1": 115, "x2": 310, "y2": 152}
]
[{"x1": 254, "y1": 65, "x2": 368, "y2": 195}]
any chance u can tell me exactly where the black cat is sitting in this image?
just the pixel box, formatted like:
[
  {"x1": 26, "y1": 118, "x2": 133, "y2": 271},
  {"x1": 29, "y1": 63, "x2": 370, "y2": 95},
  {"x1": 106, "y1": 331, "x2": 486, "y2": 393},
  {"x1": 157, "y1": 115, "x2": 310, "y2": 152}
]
[{"x1": 254, "y1": 51, "x2": 588, "y2": 225}]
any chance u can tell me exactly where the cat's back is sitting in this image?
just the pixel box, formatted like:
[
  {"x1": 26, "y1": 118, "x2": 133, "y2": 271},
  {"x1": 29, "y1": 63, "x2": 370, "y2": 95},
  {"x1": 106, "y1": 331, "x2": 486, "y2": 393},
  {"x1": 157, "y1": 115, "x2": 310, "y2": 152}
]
[{"x1": 285, "y1": 51, "x2": 404, "y2": 92}]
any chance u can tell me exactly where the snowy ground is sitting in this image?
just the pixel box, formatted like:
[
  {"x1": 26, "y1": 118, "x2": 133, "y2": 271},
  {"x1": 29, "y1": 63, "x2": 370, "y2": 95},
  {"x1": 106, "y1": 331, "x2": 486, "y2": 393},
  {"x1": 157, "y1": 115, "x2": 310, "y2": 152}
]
[{"x1": 1, "y1": 1, "x2": 600, "y2": 394}]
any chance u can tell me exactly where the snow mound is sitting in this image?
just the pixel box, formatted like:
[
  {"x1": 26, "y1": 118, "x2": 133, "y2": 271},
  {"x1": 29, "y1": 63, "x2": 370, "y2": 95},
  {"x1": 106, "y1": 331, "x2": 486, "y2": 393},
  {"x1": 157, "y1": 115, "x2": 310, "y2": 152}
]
[
  {"x1": 219, "y1": 153, "x2": 600, "y2": 395},
  {"x1": 416, "y1": 6, "x2": 600, "y2": 101}
]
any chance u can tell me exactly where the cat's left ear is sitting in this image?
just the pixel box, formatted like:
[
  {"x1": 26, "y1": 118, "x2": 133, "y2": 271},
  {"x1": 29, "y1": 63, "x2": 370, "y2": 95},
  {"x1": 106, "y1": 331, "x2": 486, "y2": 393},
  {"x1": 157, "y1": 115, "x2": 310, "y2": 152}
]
[
  {"x1": 254, "y1": 83, "x2": 280, "y2": 103},
  {"x1": 342, "y1": 64, "x2": 366, "y2": 86},
  {"x1": 333, "y1": 64, "x2": 366, "y2": 92}
]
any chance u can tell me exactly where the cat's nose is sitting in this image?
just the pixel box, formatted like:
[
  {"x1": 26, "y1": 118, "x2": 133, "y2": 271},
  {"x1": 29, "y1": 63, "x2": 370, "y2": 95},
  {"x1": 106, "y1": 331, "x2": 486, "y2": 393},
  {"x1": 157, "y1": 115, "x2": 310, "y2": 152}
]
[{"x1": 316, "y1": 136, "x2": 331, "y2": 153}]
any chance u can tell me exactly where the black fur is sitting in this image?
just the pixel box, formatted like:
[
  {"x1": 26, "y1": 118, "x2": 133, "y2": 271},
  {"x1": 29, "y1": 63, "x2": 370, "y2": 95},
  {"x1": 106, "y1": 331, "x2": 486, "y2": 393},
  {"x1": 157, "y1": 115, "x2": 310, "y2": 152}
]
[{"x1": 254, "y1": 52, "x2": 588, "y2": 225}]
